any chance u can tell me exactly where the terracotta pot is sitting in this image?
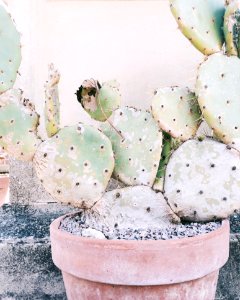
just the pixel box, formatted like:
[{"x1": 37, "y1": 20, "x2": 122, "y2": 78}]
[
  {"x1": 0, "y1": 175, "x2": 9, "y2": 207},
  {"x1": 50, "y1": 215, "x2": 229, "y2": 300}
]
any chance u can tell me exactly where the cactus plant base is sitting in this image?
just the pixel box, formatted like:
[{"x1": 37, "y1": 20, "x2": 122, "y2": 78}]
[
  {"x1": 51, "y1": 215, "x2": 229, "y2": 300},
  {"x1": 0, "y1": 175, "x2": 9, "y2": 207}
]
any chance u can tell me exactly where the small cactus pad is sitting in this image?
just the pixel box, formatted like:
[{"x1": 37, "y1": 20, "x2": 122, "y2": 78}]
[
  {"x1": 94, "y1": 186, "x2": 180, "y2": 229},
  {"x1": 0, "y1": 89, "x2": 41, "y2": 161},
  {"x1": 101, "y1": 107, "x2": 162, "y2": 186},
  {"x1": 76, "y1": 79, "x2": 121, "y2": 122},
  {"x1": 0, "y1": 2, "x2": 21, "y2": 93},
  {"x1": 44, "y1": 64, "x2": 61, "y2": 138},
  {"x1": 153, "y1": 132, "x2": 181, "y2": 192},
  {"x1": 164, "y1": 138, "x2": 240, "y2": 221},
  {"x1": 196, "y1": 53, "x2": 240, "y2": 150},
  {"x1": 33, "y1": 124, "x2": 114, "y2": 208},
  {"x1": 151, "y1": 87, "x2": 201, "y2": 141},
  {"x1": 224, "y1": 0, "x2": 240, "y2": 57},
  {"x1": 169, "y1": 0, "x2": 225, "y2": 55}
]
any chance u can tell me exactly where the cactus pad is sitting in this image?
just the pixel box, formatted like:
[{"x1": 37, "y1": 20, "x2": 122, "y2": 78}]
[
  {"x1": 44, "y1": 64, "x2": 60, "y2": 137},
  {"x1": 164, "y1": 138, "x2": 240, "y2": 221},
  {"x1": 196, "y1": 53, "x2": 240, "y2": 150},
  {"x1": 76, "y1": 79, "x2": 121, "y2": 121},
  {"x1": 151, "y1": 87, "x2": 201, "y2": 141},
  {"x1": 94, "y1": 186, "x2": 180, "y2": 229},
  {"x1": 170, "y1": 0, "x2": 225, "y2": 55},
  {"x1": 224, "y1": 0, "x2": 240, "y2": 57},
  {"x1": 101, "y1": 107, "x2": 162, "y2": 186},
  {"x1": 33, "y1": 124, "x2": 114, "y2": 208},
  {"x1": 0, "y1": 2, "x2": 21, "y2": 93},
  {"x1": 0, "y1": 89, "x2": 41, "y2": 161}
]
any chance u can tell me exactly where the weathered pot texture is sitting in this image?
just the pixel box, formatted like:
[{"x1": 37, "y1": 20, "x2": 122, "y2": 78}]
[
  {"x1": 50, "y1": 215, "x2": 229, "y2": 300},
  {"x1": 0, "y1": 175, "x2": 9, "y2": 207}
]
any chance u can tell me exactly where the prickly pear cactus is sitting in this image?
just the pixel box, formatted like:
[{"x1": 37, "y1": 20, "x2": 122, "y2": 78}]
[
  {"x1": 101, "y1": 107, "x2": 162, "y2": 186},
  {"x1": 164, "y1": 138, "x2": 240, "y2": 221},
  {"x1": 44, "y1": 64, "x2": 60, "y2": 137},
  {"x1": 151, "y1": 87, "x2": 201, "y2": 141},
  {"x1": 153, "y1": 132, "x2": 181, "y2": 192},
  {"x1": 33, "y1": 124, "x2": 114, "y2": 208},
  {"x1": 169, "y1": 0, "x2": 225, "y2": 55},
  {"x1": 94, "y1": 186, "x2": 180, "y2": 229},
  {"x1": 0, "y1": 89, "x2": 41, "y2": 161},
  {"x1": 224, "y1": 0, "x2": 240, "y2": 57},
  {"x1": 0, "y1": 2, "x2": 21, "y2": 93},
  {"x1": 76, "y1": 79, "x2": 121, "y2": 122},
  {"x1": 196, "y1": 53, "x2": 240, "y2": 150}
]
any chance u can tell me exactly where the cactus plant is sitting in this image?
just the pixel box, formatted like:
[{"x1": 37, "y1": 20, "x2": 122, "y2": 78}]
[
  {"x1": 76, "y1": 79, "x2": 121, "y2": 121},
  {"x1": 101, "y1": 107, "x2": 162, "y2": 187},
  {"x1": 224, "y1": 0, "x2": 240, "y2": 57},
  {"x1": 196, "y1": 53, "x2": 240, "y2": 150},
  {"x1": 0, "y1": 2, "x2": 21, "y2": 94},
  {"x1": 164, "y1": 138, "x2": 240, "y2": 221},
  {"x1": 0, "y1": 89, "x2": 41, "y2": 161},
  {"x1": 33, "y1": 124, "x2": 114, "y2": 208},
  {"x1": 44, "y1": 64, "x2": 61, "y2": 138},
  {"x1": 151, "y1": 87, "x2": 202, "y2": 141},
  {"x1": 169, "y1": 0, "x2": 225, "y2": 55}
]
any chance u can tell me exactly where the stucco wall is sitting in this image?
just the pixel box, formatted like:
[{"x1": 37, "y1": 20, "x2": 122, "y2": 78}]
[{"x1": 6, "y1": 0, "x2": 203, "y2": 136}]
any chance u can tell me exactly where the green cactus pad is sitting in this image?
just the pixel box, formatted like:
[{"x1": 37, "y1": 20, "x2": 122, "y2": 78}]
[
  {"x1": 101, "y1": 107, "x2": 162, "y2": 186},
  {"x1": 151, "y1": 87, "x2": 201, "y2": 141},
  {"x1": 0, "y1": 89, "x2": 41, "y2": 161},
  {"x1": 76, "y1": 79, "x2": 121, "y2": 122},
  {"x1": 94, "y1": 186, "x2": 180, "y2": 229},
  {"x1": 196, "y1": 53, "x2": 240, "y2": 150},
  {"x1": 0, "y1": 3, "x2": 21, "y2": 93},
  {"x1": 170, "y1": 0, "x2": 225, "y2": 55},
  {"x1": 33, "y1": 124, "x2": 114, "y2": 208},
  {"x1": 224, "y1": 0, "x2": 240, "y2": 57},
  {"x1": 44, "y1": 64, "x2": 61, "y2": 138},
  {"x1": 164, "y1": 138, "x2": 240, "y2": 221},
  {"x1": 153, "y1": 132, "x2": 181, "y2": 192}
]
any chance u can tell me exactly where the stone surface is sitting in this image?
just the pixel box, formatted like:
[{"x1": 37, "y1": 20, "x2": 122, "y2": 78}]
[
  {"x1": 9, "y1": 158, "x2": 55, "y2": 204},
  {"x1": 0, "y1": 204, "x2": 238, "y2": 299}
]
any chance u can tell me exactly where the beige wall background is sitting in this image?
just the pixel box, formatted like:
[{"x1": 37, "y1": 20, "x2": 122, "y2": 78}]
[{"x1": 5, "y1": 0, "x2": 203, "y2": 136}]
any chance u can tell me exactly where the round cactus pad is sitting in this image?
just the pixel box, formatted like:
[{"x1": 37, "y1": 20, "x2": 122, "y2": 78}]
[
  {"x1": 33, "y1": 124, "x2": 114, "y2": 208},
  {"x1": 170, "y1": 0, "x2": 225, "y2": 55},
  {"x1": 164, "y1": 138, "x2": 240, "y2": 221},
  {"x1": 0, "y1": 3, "x2": 21, "y2": 93},
  {"x1": 0, "y1": 90, "x2": 41, "y2": 161},
  {"x1": 101, "y1": 107, "x2": 162, "y2": 186},
  {"x1": 151, "y1": 87, "x2": 201, "y2": 141},
  {"x1": 196, "y1": 53, "x2": 240, "y2": 150}
]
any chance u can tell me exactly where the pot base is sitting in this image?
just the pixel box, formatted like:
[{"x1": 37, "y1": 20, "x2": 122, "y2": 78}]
[{"x1": 63, "y1": 270, "x2": 219, "y2": 300}]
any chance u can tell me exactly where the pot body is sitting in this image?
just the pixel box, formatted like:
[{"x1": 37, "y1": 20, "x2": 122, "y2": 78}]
[
  {"x1": 0, "y1": 175, "x2": 9, "y2": 207},
  {"x1": 50, "y1": 215, "x2": 230, "y2": 300}
]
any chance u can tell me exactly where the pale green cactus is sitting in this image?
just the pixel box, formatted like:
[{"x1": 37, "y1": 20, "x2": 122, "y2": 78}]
[
  {"x1": 151, "y1": 87, "x2": 202, "y2": 141},
  {"x1": 0, "y1": 89, "x2": 41, "y2": 161},
  {"x1": 94, "y1": 186, "x2": 180, "y2": 229},
  {"x1": 101, "y1": 107, "x2": 162, "y2": 187},
  {"x1": 33, "y1": 124, "x2": 114, "y2": 208},
  {"x1": 224, "y1": 0, "x2": 240, "y2": 57},
  {"x1": 44, "y1": 64, "x2": 61, "y2": 138},
  {"x1": 0, "y1": 2, "x2": 21, "y2": 93},
  {"x1": 169, "y1": 0, "x2": 225, "y2": 55},
  {"x1": 164, "y1": 138, "x2": 240, "y2": 221},
  {"x1": 196, "y1": 53, "x2": 240, "y2": 150},
  {"x1": 76, "y1": 79, "x2": 121, "y2": 122}
]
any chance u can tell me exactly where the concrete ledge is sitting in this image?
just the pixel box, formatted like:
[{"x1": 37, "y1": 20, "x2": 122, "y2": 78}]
[{"x1": 0, "y1": 204, "x2": 239, "y2": 299}]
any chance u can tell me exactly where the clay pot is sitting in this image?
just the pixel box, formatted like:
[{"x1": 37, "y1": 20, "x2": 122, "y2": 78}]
[
  {"x1": 50, "y1": 215, "x2": 229, "y2": 300},
  {"x1": 0, "y1": 175, "x2": 9, "y2": 207}
]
